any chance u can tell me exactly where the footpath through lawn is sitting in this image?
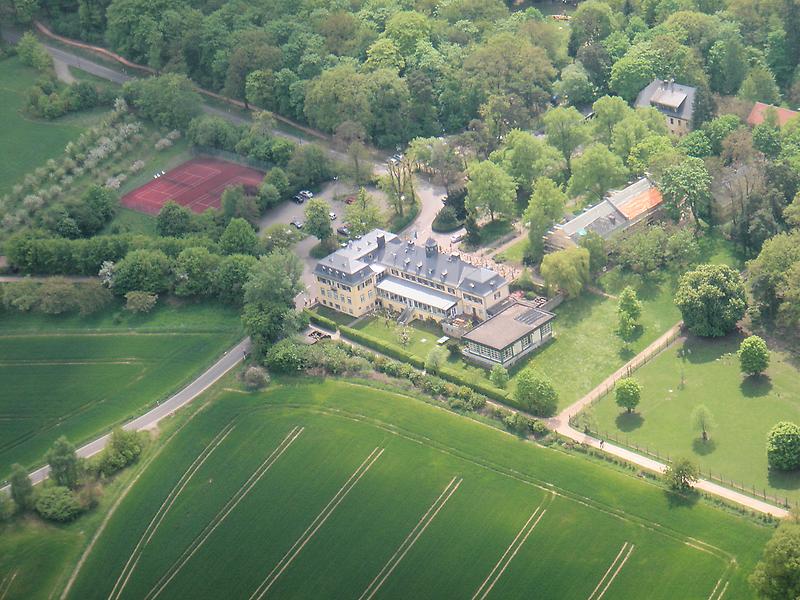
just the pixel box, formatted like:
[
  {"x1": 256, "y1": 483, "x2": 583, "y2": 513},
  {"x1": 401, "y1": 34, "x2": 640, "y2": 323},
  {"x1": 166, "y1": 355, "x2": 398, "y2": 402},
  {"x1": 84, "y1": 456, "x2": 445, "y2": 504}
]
[
  {"x1": 590, "y1": 332, "x2": 800, "y2": 505},
  {"x1": 62, "y1": 379, "x2": 770, "y2": 600}
]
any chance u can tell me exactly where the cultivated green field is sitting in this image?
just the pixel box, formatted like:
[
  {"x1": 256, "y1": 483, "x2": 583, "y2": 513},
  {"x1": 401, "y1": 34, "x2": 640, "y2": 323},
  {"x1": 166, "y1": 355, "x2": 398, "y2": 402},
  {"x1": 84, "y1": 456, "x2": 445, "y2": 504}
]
[
  {"x1": 0, "y1": 302, "x2": 243, "y2": 478},
  {"x1": 590, "y1": 333, "x2": 800, "y2": 503},
  {"x1": 59, "y1": 380, "x2": 770, "y2": 600},
  {"x1": 0, "y1": 56, "x2": 106, "y2": 195}
]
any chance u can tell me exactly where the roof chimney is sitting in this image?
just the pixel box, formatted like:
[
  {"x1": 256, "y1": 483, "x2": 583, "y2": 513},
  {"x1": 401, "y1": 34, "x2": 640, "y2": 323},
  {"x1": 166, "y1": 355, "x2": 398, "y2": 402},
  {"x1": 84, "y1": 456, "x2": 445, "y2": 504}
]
[
  {"x1": 376, "y1": 234, "x2": 385, "y2": 248},
  {"x1": 425, "y1": 237, "x2": 438, "y2": 257}
]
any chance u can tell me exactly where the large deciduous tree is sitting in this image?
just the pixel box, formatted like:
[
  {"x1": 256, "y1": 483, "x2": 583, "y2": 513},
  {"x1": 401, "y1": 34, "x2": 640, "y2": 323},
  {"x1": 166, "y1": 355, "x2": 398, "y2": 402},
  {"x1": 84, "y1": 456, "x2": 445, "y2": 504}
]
[
  {"x1": 567, "y1": 143, "x2": 627, "y2": 200},
  {"x1": 658, "y1": 157, "x2": 712, "y2": 223},
  {"x1": 543, "y1": 106, "x2": 588, "y2": 172},
  {"x1": 615, "y1": 378, "x2": 641, "y2": 413},
  {"x1": 304, "y1": 198, "x2": 334, "y2": 243},
  {"x1": 738, "y1": 335, "x2": 770, "y2": 377},
  {"x1": 514, "y1": 369, "x2": 559, "y2": 416},
  {"x1": 46, "y1": 436, "x2": 80, "y2": 489},
  {"x1": 541, "y1": 247, "x2": 590, "y2": 298},
  {"x1": 750, "y1": 514, "x2": 800, "y2": 599},
  {"x1": 674, "y1": 264, "x2": 746, "y2": 337},
  {"x1": 465, "y1": 160, "x2": 516, "y2": 223},
  {"x1": 767, "y1": 422, "x2": 800, "y2": 471},
  {"x1": 524, "y1": 178, "x2": 566, "y2": 264}
]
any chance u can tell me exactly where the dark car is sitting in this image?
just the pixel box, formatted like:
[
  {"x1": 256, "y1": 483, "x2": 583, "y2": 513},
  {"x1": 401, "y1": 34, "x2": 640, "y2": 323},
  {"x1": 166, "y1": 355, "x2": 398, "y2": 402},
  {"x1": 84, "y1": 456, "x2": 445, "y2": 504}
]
[
  {"x1": 344, "y1": 195, "x2": 357, "y2": 205},
  {"x1": 337, "y1": 226, "x2": 351, "y2": 236},
  {"x1": 292, "y1": 195, "x2": 305, "y2": 204}
]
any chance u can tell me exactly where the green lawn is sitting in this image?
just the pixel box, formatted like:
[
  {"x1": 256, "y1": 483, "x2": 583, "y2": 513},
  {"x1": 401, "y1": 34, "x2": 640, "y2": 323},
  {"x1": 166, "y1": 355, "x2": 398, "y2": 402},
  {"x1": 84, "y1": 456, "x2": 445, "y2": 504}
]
[
  {"x1": 54, "y1": 379, "x2": 770, "y2": 600},
  {"x1": 0, "y1": 301, "x2": 243, "y2": 478},
  {"x1": 463, "y1": 219, "x2": 514, "y2": 250},
  {"x1": 102, "y1": 207, "x2": 157, "y2": 235},
  {"x1": 0, "y1": 56, "x2": 106, "y2": 195},
  {"x1": 494, "y1": 237, "x2": 528, "y2": 265},
  {"x1": 590, "y1": 333, "x2": 800, "y2": 503}
]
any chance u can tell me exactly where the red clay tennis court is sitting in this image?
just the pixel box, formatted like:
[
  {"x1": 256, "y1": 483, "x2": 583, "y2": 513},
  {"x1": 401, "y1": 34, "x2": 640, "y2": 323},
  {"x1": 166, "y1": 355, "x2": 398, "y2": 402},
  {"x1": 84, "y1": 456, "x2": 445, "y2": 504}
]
[{"x1": 121, "y1": 157, "x2": 264, "y2": 215}]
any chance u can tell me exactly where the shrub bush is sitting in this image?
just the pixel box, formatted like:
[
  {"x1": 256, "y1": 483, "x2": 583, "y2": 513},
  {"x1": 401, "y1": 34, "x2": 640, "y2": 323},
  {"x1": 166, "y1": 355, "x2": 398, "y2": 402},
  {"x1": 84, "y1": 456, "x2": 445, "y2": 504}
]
[
  {"x1": 35, "y1": 486, "x2": 82, "y2": 522},
  {"x1": 243, "y1": 365, "x2": 270, "y2": 390},
  {"x1": 432, "y1": 206, "x2": 462, "y2": 232},
  {"x1": 767, "y1": 422, "x2": 800, "y2": 470},
  {"x1": 305, "y1": 310, "x2": 339, "y2": 331}
]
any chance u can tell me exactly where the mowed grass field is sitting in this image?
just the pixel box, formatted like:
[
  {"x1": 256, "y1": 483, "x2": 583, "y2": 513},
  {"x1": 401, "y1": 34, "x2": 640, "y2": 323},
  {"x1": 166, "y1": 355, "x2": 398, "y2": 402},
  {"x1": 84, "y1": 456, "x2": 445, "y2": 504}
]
[
  {"x1": 591, "y1": 333, "x2": 800, "y2": 502},
  {"x1": 0, "y1": 302, "x2": 243, "y2": 478},
  {"x1": 0, "y1": 56, "x2": 106, "y2": 195},
  {"x1": 59, "y1": 380, "x2": 771, "y2": 600}
]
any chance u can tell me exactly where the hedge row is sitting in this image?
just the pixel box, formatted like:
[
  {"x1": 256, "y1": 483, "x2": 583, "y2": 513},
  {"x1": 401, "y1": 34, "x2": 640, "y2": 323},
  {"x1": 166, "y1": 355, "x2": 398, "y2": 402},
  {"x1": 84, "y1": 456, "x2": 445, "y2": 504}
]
[
  {"x1": 337, "y1": 325, "x2": 521, "y2": 409},
  {"x1": 304, "y1": 309, "x2": 338, "y2": 331},
  {"x1": 339, "y1": 325, "x2": 425, "y2": 369}
]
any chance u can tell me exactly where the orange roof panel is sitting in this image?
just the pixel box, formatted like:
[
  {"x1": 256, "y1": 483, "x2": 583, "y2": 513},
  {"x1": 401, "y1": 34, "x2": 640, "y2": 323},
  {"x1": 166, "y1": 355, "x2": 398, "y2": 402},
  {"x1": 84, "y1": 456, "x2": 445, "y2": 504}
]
[
  {"x1": 747, "y1": 102, "x2": 799, "y2": 127},
  {"x1": 616, "y1": 187, "x2": 663, "y2": 220}
]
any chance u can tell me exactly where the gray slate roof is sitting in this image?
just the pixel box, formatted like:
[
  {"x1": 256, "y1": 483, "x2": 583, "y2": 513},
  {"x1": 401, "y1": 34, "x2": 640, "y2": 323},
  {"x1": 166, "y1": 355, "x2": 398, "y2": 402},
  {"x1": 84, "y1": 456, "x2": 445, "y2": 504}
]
[
  {"x1": 315, "y1": 229, "x2": 507, "y2": 297},
  {"x1": 635, "y1": 79, "x2": 696, "y2": 122}
]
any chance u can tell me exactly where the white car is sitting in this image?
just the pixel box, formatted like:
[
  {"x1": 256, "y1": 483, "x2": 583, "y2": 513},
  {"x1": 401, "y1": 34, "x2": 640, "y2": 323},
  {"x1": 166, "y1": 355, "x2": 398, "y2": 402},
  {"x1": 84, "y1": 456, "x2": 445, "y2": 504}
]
[
  {"x1": 291, "y1": 219, "x2": 304, "y2": 229},
  {"x1": 329, "y1": 212, "x2": 336, "y2": 220},
  {"x1": 450, "y1": 231, "x2": 466, "y2": 243}
]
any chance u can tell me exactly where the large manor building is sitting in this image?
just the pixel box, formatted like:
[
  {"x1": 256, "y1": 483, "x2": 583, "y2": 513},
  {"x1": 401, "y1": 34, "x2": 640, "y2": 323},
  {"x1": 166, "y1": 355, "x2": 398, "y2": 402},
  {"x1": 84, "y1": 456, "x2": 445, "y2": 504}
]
[{"x1": 314, "y1": 229, "x2": 510, "y2": 322}]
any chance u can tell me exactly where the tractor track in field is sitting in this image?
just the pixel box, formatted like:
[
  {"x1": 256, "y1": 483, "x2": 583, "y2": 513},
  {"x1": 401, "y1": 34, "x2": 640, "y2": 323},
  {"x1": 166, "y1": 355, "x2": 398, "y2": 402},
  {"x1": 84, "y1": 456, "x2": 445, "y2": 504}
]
[
  {"x1": 145, "y1": 426, "x2": 304, "y2": 600},
  {"x1": 359, "y1": 476, "x2": 463, "y2": 600},
  {"x1": 587, "y1": 542, "x2": 635, "y2": 600},
  {"x1": 472, "y1": 494, "x2": 552, "y2": 600},
  {"x1": 248, "y1": 447, "x2": 385, "y2": 600},
  {"x1": 107, "y1": 422, "x2": 236, "y2": 600}
]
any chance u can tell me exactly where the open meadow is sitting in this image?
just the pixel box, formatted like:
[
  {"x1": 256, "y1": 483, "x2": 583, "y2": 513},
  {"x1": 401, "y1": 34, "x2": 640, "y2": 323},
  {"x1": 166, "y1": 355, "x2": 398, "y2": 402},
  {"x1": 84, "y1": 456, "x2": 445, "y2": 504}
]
[
  {"x1": 54, "y1": 379, "x2": 771, "y2": 600},
  {"x1": 0, "y1": 56, "x2": 107, "y2": 195},
  {"x1": 590, "y1": 333, "x2": 800, "y2": 504},
  {"x1": 0, "y1": 301, "x2": 243, "y2": 479}
]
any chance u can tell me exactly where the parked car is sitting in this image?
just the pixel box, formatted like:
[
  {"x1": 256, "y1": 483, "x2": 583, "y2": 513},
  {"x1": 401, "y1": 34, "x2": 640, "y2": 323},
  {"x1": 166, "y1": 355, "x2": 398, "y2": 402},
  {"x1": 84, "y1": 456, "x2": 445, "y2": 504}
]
[
  {"x1": 450, "y1": 230, "x2": 466, "y2": 243},
  {"x1": 329, "y1": 211, "x2": 336, "y2": 220},
  {"x1": 389, "y1": 153, "x2": 404, "y2": 164},
  {"x1": 344, "y1": 195, "x2": 357, "y2": 204},
  {"x1": 337, "y1": 226, "x2": 351, "y2": 236},
  {"x1": 299, "y1": 190, "x2": 313, "y2": 199},
  {"x1": 291, "y1": 219, "x2": 304, "y2": 229},
  {"x1": 292, "y1": 195, "x2": 304, "y2": 204}
]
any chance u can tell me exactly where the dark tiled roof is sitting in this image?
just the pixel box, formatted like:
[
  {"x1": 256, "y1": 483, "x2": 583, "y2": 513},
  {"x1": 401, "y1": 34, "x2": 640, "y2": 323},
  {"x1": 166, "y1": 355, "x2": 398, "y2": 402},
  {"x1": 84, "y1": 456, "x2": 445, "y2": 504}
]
[{"x1": 635, "y1": 79, "x2": 695, "y2": 121}]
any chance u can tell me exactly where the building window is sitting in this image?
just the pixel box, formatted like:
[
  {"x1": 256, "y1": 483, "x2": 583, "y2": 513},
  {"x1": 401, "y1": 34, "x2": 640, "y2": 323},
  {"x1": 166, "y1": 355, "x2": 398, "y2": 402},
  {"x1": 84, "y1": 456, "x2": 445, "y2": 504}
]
[
  {"x1": 541, "y1": 322, "x2": 552, "y2": 336},
  {"x1": 669, "y1": 117, "x2": 674, "y2": 124}
]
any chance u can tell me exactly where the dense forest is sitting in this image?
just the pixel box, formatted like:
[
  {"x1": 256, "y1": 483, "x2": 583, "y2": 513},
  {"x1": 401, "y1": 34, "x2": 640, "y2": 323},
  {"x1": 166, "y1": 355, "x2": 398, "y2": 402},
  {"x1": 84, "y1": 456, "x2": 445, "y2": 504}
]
[{"x1": 2, "y1": 0, "x2": 797, "y2": 149}]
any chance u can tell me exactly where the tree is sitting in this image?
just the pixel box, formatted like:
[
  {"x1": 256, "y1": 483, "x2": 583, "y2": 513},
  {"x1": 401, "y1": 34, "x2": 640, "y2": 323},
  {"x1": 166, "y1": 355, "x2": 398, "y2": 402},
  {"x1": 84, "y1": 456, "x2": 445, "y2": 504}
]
[
  {"x1": 515, "y1": 369, "x2": 559, "y2": 416},
  {"x1": 524, "y1": 178, "x2": 567, "y2": 264},
  {"x1": 555, "y1": 62, "x2": 596, "y2": 106},
  {"x1": 215, "y1": 254, "x2": 257, "y2": 305},
  {"x1": 750, "y1": 515, "x2": 800, "y2": 599},
  {"x1": 489, "y1": 130, "x2": 564, "y2": 197},
  {"x1": 305, "y1": 198, "x2": 334, "y2": 244},
  {"x1": 10, "y1": 463, "x2": 34, "y2": 511},
  {"x1": 674, "y1": 264, "x2": 747, "y2": 337},
  {"x1": 124, "y1": 291, "x2": 158, "y2": 313},
  {"x1": 219, "y1": 218, "x2": 258, "y2": 255},
  {"x1": 617, "y1": 311, "x2": 638, "y2": 349},
  {"x1": 659, "y1": 157, "x2": 712, "y2": 223},
  {"x1": 664, "y1": 457, "x2": 699, "y2": 492},
  {"x1": 568, "y1": 0, "x2": 614, "y2": 55},
  {"x1": 739, "y1": 68, "x2": 781, "y2": 105},
  {"x1": 303, "y1": 65, "x2": 372, "y2": 135},
  {"x1": 691, "y1": 405, "x2": 716, "y2": 442},
  {"x1": 738, "y1": 335, "x2": 770, "y2": 377},
  {"x1": 16, "y1": 32, "x2": 51, "y2": 71},
  {"x1": 541, "y1": 247, "x2": 590, "y2": 298},
  {"x1": 767, "y1": 422, "x2": 800, "y2": 470},
  {"x1": 221, "y1": 185, "x2": 258, "y2": 224},
  {"x1": 243, "y1": 250, "x2": 304, "y2": 308},
  {"x1": 243, "y1": 365, "x2": 270, "y2": 390},
  {"x1": 286, "y1": 144, "x2": 331, "y2": 189},
  {"x1": 425, "y1": 346, "x2": 447, "y2": 374},
  {"x1": 489, "y1": 364, "x2": 509, "y2": 389},
  {"x1": 156, "y1": 201, "x2": 193, "y2": 237},
  {"x1": 384, "y1": 10, "x2": 431, "y2": 57},
  {"x1": 543, "y1": 107, "x2": 589, "y2": 172},
  {"x1": 465, "y1": 161, "x2": 516, "y2": 223},
  {"x1": 345, "y1": 188, "x2": 384, "y2": 236},
  {"x1": 46, "y1": 436, "x2": 80, "y2": 489},
  {"x1": 591, "y1": 95, "x2": 631, "y2": 144},
  {"x1": 618, "y1": 286, "x2": 642, "y2": 321},
  {"x1": 0, "y1": 494, "x2": 14, "y2": 522},
  {"x1": 334, "y1": 121, "x2": 369, "y2": 184},
  {"x1": 122, "y1": 74, "x2": 201, "y2": 130},
  {"x1": 615, "y1": 377, "x2": 641, "y2": 413},
  {"x1": 568, "y1": 143, "x2": 628, "y2": 200},
  {"x1": 113, "y1": 249, "x2": 172, "y2": 295},
  {"x1": 242, "y1": 303, "x2": 306, "y2": 352},
  {"x1": 579, "y1": 230, "x2": 608, "y2": 273},
  {"x1": 174, "y1": 247, "x2": 220, "y2": 297}
]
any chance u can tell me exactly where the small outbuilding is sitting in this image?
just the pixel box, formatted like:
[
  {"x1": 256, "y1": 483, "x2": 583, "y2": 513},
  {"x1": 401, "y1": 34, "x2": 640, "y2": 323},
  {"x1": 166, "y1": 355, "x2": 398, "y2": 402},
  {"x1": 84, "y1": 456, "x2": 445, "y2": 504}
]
[{"x1": 461, "y1": 300, "x2": 555, "y2": 368}]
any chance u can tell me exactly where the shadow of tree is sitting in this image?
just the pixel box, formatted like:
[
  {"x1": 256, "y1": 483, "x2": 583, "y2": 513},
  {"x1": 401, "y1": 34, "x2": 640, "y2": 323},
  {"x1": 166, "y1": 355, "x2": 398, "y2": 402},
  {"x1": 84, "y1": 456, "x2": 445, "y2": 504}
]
[
  {"x1": 768, "y1": 468, "x2": 800, "y2": 492},
  {"x1": 618, "y1": 346, "x2": 635, "y2": 361},
  {"x1": 615, "y1": 411, "x2": 644, "y2": 432},
  {"x1": 665, "y1": 489, "x2": 699, "y2": 509},
  {"x1": 692, "y1": 438, "x2": 717, "y2": 456},
  {"x1": 740, "y1": 375, "x2": 773, "y2": 398}
]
